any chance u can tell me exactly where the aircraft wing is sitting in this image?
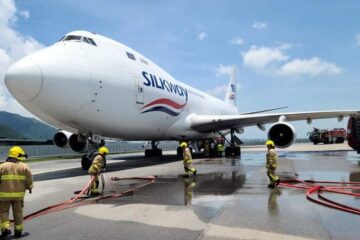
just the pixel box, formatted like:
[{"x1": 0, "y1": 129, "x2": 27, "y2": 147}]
[{"x1": 191, "y1": 110, "x2": 360, "y2": 132}]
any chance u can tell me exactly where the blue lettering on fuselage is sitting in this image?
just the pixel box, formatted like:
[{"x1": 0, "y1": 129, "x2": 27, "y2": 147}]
[{"x1": 142, "y1": 71, "x2": 188, "y2": 100}]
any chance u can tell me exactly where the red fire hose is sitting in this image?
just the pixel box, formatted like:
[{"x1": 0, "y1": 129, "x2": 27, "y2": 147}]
[
  {"x1": 21, "y1": 174, "x2": 155, "y2": 221},
  {"x1": 279, "y1": 179, "x2": 360, "y2": 215}
]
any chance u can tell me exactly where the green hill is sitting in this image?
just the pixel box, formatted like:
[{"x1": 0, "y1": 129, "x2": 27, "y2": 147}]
[
  {"x1": 0, "y1": 111, "x2": 57, "y2": 140},
  {"x1": 0, "y1": 124, "x2": 25, "y2": 139}
]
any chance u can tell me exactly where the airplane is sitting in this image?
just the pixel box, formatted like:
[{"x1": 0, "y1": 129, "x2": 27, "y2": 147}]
[{"x1": 4, "y1": 30, "x2": 360, "y2": 168}]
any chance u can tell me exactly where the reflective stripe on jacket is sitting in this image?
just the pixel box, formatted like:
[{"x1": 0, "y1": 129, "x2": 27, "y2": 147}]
[
  {"x1": 88, "y1": 155, "x2": 104, "y2": 175},
  {"x1": 266, "y1": 149, "x2": 278, "y2": 169},
  {"x1": 183, "y1": 147, "x2": 192, "y2": 164},
  {"x1": 0, "y1": 160, "x2": 33, "y2": 201}
]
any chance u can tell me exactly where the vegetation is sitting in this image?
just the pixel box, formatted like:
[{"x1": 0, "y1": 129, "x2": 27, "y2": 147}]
[{"x1": 0, "y1": 111, "x2": 56, "y2": 140}]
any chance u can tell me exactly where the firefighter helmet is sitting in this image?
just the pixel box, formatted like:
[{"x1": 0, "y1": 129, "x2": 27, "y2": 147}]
[
  {"x1": 98, "y1": 146, "x2": 110, "y2": 155},
  {"x1": 8, "y1": 146, "x2": 28, "y2": 161},
  {"x1": 265, "y1": 140, "x2": 275, "y2": 147},
  {"x1": 180, "y1": 142, "x2": 188, "y2": 148}
]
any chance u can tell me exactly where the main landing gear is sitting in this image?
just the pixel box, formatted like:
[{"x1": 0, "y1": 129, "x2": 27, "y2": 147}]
[
  {"x1": 225, "y1": 129, "x2": 242, "y2": 157},
  {"x1": 145, "y1": 141, "x2": 163, "y2": 157}
]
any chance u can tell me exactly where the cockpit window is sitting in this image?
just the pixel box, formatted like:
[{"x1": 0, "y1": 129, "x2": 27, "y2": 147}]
[
  {"x1": 64, "y1": 35, "x2": 82, "y2": 41},
  {"x1": 87, "y1": 38, "x2": 97, "y2": 46},
  {"x1": 57, "y1": 36, "x2": 65, "y2": 42},
  {"x1": 60, "y1": 35, "x2": 97, "y2": 46}
]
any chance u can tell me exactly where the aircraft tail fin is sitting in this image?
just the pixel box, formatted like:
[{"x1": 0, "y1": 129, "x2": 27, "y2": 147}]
[{"x1": 224, "y1": 65, "x2": 237, "y2": 106}]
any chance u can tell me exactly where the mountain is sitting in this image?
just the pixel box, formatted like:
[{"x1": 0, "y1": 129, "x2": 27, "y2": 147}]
[
  {"x1": 0, "y1": 123, "x2": 25, "y2": 139},
  {"x1": 0, "y1": 111, "x2": 57, "y2": 140}
]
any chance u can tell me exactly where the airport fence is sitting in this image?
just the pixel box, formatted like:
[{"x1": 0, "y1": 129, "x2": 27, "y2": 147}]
[{"x1": 0, "y1": 141, "x2": 179, "y2": 159}]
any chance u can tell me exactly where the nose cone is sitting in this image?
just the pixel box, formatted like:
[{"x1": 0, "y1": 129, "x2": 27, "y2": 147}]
[{"x1": 5, "y1": 58, "x2": 43, "y2": 102}]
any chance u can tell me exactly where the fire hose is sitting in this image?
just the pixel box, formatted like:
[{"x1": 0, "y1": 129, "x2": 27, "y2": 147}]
[
  {"x1": 21, "y1": 174, "x2": 155, "y2": 221},
  {"x1": 279, "y1": 179, "x2": 360, "y2": 215}
]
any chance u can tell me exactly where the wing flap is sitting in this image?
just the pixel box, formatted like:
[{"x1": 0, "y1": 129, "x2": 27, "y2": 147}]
[{"x1": 191, "y1": 110, "x2": 360, "y2": 133}]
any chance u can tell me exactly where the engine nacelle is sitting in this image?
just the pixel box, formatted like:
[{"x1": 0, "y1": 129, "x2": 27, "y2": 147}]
[
  {"x1": 268, "y1": 122, "x2": 296, "y2": 148},
  {"x1": 53, "y1": 130, "x2": 72, "y2": 148},
  {"x1": 69, "y1": 134, "x2": 88, "y2": 152}
]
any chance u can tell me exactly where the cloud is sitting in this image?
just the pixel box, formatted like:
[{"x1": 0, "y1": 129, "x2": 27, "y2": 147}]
[
  {"x1": 206, "y1": 83, "x2": 241, "y2": 98},
  {"x1": 0, "y1": 0, "x2": 44, "y2": 117},
  {"x1": 206, "y1": 84, "x2": 228, "y2": 97},
  {"x1": 230, "y1": 36, "x2": 244, "y2": 45},
  {"x1": 216, "y1": 64, "x2": 233, "y2": 77},
  {"x1": 198, "y1": 31, "x2": 207, "y2": 41},
  {"x1": 19, "y1": 10, "x2": 30, "y2": 20},
  {"x1": 252, "y1": 21, "x2": 267, "y2": 29},
  {"x1": 242, "y1": 45, "x2": 288, "y2": 70},
  {"x1": 242, "y1": 44, "x2": 341, "y2": 77},
  {"x1": 355, "y1": 33, "x2": 360, "y2": 46},
  {"x1": 279, "y1": 57, "x2": 342, "y2": 76}
]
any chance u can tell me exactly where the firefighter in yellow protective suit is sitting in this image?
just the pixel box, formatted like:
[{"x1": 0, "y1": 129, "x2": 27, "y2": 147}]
[
  {"x1": 265, "y1": 140, "x2": 280, "y2": 188},
  {"x1": 88, "y1": 146, "x2": 109, "y2": 195},
  {"x1": 217, "y1": 142, "x2": 224, "y2": 157},
  {"x1": 180, "y1": 142, "x2": 196, "y2": 177},
  {"x1": 0, "y1": 146, "x2": 33, "y2": 238}
]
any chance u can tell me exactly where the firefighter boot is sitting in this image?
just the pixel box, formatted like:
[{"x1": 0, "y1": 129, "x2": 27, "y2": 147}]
[
  {"x1": 1, "y1": 229, "x2": 11, "y2": 238},
  {"x1": 14, "y1": 230, "x2": 22, "y2": 238}
]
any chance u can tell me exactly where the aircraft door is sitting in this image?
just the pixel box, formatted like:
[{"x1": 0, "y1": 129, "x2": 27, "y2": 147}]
[{"x1": 136, "y1": 78, "x2": 144, "y2": 104}]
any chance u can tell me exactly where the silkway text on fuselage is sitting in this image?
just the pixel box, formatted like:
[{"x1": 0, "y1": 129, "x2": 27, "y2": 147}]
[{"x1": 142, "y1": 71, "x2": 188, "y2": 100}]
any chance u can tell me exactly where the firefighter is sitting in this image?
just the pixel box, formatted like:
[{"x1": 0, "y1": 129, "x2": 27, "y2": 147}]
[
  {"x1": 0, "y1": 146, "x2": 33, "y2": 238},
  {"x1": 203, "y1": 140, "x2": 210, "y2": 157},
  {"x1": 180, "y1": 142, "x2": 196, "y2": 177},
  {"x1": 88, "y1": 146, "x2": 109, "y2": 195},
  {"x1": 265, "y1": 140, "x2": 280, "y2": 188},
  {"x1": 217, "y1": 142, "x2": 224, "y2": 157}
]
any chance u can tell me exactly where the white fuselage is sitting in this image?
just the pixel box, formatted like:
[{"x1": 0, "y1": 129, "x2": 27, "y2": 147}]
[{"x1": 5, "y1": 31, "x2": 238, "y2": 141}]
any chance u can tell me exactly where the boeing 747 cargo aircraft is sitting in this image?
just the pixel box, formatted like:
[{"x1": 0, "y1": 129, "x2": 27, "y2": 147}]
[{"x1": 4, "y1": 31, "x2": 359, "y2": 166}]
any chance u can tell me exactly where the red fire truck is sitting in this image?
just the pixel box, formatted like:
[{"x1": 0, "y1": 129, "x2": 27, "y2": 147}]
[{"x1": 308, "y1": 127, "x2": 346, "y2": 145}]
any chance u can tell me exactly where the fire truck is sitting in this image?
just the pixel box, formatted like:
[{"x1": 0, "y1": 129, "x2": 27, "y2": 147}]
[
  {"x1": 347, "y1": 115, "x2": 360, "y2": 153},
  {"x1": 308, "y1": 127, "x2": 346, "y2": 145}
]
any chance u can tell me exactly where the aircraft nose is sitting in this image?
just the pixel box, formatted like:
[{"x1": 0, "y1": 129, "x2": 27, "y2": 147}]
[{"x1": 5, "y1": 58, "x2": 43, "y2": 102}]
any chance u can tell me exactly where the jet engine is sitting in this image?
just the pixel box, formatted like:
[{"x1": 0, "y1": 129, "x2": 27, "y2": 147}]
[
  {"x1": 267, "y1": 122, "x2": 296, "y2": 148},
  {"x1": 69, "y1": 134, "x2": 87, "y2": 152},
  {"x1": 53, "y1": 130, "x2": 72, "y2": 148},
  {"x1": 53, "y1": 131, "x2": 87, "y2": 152}
]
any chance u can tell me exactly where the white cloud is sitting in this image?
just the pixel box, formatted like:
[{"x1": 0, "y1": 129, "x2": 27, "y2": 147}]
[
  {"x1": 252, "y1": 21, "x2": 267, "y2": 29},
  {"x1": 355, "y1": 33, "x2": 360, "y2": 46},
  {"x1": 230, "y1": 36, "x2": 244, "y2": 45},
  {"x1": 242, "y1": 45, "x2": 288, "y2": 70},
  {"x1": 216, "y1": 64, "x2": 233, "y2": 77},
  {"x1": 279, "y1": 57, "x2": 342, "y2": 76},
  {"x1": 19, "y1": 10, "x2": 30, "y2": 19},
  {"x1": 0, "y1": 0, "x2": 44, "y2": 117},
  {"x1": 206, "y1": 83, "x2": 241, "y2": 98},
  {"x1": 206, "y1": 84, "x2": 228, "y2": 97},
  {"x1": 198, "y1": 31, "x2": 207, "y2": 41},
  {"x1": 242, "y1": 44, "x2": 341, "y2": 77}
]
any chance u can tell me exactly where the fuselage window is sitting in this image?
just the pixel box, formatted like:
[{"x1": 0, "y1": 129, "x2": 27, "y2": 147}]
[
  {"x1": 126, "y1": 52, "x2": 136, "y2": 61},
  {"x1": 140, "y1": 58, "x2": 148, "y2": 65}
]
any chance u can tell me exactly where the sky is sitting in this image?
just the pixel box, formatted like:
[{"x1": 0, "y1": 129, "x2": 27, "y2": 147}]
[{"x1": 1, "y1": 0, "x2": 360, "y2": 139}]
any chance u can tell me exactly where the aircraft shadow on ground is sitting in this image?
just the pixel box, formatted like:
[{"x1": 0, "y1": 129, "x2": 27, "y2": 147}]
[{"x1": 33, "y1": 154, "x2": 182, "y2": 181}]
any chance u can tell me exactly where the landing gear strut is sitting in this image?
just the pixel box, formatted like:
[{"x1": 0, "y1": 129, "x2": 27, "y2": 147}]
[
  {"x1": 145, "y1": 141, "x2": 163, "y2": 157},
  {"x1": 225, "y1": 129, "x2": 241, "y2": 157}
]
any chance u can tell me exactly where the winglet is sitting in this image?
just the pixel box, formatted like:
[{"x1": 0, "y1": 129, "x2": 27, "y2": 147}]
[{"x1": 225, "y1": 65, "x2": 237, "y2": 106}]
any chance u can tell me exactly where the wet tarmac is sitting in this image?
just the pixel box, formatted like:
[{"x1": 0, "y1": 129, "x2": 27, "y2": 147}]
[{"x1": 13, "y1": 144, "x2": 360, "y2": 239}]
